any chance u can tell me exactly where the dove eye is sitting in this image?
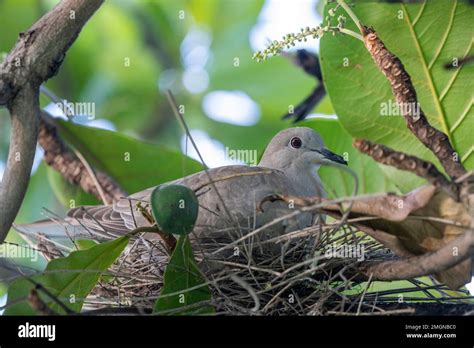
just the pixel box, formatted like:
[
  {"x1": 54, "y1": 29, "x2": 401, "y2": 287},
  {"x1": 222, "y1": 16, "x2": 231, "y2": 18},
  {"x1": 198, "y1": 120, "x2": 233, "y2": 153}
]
[{"x1": 290, "y1": 137, "x2": 302, "y2": 149}]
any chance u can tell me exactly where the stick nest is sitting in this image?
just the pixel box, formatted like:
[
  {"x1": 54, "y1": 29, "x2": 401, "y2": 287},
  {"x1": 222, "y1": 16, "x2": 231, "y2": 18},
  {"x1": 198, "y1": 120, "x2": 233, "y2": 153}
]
[{"x1": 72, "y1": 216, "x2": 471, "y2": 316}]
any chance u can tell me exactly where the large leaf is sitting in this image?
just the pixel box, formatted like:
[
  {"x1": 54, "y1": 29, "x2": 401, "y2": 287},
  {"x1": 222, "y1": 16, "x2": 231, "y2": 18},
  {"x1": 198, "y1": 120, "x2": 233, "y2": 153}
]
[
  {"x1": 154, "y1": 235, "x2": 214, "y2": 315},
  {"x1": 46, "y1": 166, "x2": 100, "y2": 208},
  {"x1": 49, "y1": 119, "x2": 203, "y2": 206},
  {"x1": 320, "y1": 1, "x2": 473, "y2": 192},
  {"x1": 344, "y1": 277, "x2": 473, "y2": 302},
  {"x1": 4, "y1": 236, "x2": 129, "y2": 315},
  {"x1": 302, "y1": 118, "x2": 399, "y2": 197}
]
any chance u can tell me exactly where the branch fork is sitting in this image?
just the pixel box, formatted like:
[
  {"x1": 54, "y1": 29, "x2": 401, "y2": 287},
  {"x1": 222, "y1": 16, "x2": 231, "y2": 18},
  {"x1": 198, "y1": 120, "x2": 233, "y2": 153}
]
[{"x1": 0, "y1": 0, "x2": 105, "y2": 242}]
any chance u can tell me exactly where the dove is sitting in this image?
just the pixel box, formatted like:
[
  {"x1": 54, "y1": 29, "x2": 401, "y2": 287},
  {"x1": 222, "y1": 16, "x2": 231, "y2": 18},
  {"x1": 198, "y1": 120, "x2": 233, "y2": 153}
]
[{"x1": 16, "y1": 127, "x2": 347, "y2": 252}]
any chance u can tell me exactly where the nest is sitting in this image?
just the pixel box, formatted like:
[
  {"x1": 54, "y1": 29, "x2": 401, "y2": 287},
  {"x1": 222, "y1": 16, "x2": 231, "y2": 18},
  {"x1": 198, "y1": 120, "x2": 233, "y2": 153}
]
[{"x1": 66, "y1": 215, "x2": 470, "y2": 316}]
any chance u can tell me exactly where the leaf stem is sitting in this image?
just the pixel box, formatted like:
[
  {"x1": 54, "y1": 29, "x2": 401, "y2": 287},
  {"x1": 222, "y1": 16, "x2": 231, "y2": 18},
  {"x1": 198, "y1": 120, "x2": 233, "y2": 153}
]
[
  {"x1": 128, "y1": 225, "x2": 177, "y2": 253},
  {"x1": 339, "y1": 28, "x2": 363, "y2": 41},
  {"x1": 337, "y1": 0, "x2": 364, "y2": 35}
]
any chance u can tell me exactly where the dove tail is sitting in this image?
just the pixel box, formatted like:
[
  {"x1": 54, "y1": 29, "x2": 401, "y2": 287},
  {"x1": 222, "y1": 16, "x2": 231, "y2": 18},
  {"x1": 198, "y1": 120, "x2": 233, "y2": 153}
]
[{"x1": 12, "y1": 219, "x2": 93, "y2": 245}]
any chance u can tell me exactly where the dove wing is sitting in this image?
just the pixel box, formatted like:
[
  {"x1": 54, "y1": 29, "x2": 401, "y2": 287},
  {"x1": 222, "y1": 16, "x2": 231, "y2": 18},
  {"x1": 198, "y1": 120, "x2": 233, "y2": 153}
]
[{"x1": 67, "y1": 165, "x2": 309, "y2": 239}]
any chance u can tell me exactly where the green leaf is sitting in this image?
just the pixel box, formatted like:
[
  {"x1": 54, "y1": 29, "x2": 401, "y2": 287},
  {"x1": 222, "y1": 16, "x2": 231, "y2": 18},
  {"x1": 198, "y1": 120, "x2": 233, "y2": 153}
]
[
  {"x1": 344, "y1": 277, "x2": 474, "y2": 303},
  {"x1": 46, "y1": 166, "x2": 100, "y2": 208},
  {"x1": 49, "y1": 119, "x2": 203, "y2": 205},
  {"x1": 302, "y1": 118, "x2": 399, "y2": 197},
  {"x1": 320, "y1": 1, "x2": 473, "y2": 192},
  {"x1": 4, "y1": 236, "x2": 129, "y2": 315},
  {"x1": 154, "y1": 235, "x2": 214, "y2": 315},
  {"x1": 75, "y1": 239, "x2": 100, "y2": 250}
]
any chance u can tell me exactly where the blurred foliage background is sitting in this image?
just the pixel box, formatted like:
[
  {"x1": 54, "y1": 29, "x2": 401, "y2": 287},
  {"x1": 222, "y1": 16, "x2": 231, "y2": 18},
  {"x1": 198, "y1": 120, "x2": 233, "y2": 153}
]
[{"x1": 0, "y1": 0, "x2": 472, "y2": 306}]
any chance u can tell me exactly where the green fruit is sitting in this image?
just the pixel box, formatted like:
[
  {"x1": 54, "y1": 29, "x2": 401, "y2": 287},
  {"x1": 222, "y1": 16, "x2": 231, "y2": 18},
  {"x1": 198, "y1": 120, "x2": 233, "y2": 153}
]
[{"x1": 150, "y1": 184, "x2": 199, "y2": 235}]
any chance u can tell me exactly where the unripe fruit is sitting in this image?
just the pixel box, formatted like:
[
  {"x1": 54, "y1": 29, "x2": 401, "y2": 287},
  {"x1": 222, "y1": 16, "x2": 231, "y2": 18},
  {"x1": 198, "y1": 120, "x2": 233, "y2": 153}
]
[{"x1": 150, "y1": 184, "x2": 199, "y2": 235}]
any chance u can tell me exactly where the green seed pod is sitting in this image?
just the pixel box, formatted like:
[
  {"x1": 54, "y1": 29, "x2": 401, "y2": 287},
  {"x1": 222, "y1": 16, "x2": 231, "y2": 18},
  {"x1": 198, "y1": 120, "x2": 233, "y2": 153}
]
[{"x1": 150, "y1": 184, "x2": 199, "y2": 235}]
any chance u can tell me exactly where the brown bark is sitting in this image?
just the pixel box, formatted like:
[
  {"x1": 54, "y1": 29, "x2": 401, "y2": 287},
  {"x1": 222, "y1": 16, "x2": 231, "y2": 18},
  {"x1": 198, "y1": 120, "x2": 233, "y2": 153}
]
[
  {"x1": 362, "y1": 26, "x2": 466, "y2": 181},
  {"x1": 0, "y1": 0, "x2": 104, "y2": 241},
  {"x1": 359, "y1": 230, "x2": 474, "y2": 283},
  {"x1": 0, "y1": 86, "x2": 39, "y2": 241},
  {"x1": 39, "y1": 113, "x2": 126, "y2": 204},
  {"x1": 353, "y1": 138, "x2": 457, "y2": 198},
  {"x1": 260, "y1": 187, "x2": 472, "y2": 289},
  {"x1": 0, "y1": 0, "x2": 104, "y2": 105}
]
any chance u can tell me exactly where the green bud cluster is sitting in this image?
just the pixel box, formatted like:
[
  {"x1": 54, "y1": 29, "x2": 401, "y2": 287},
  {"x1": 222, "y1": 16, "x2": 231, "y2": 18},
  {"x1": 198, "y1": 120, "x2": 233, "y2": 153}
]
[
  {"x1": 252, "y1": 3, "x2": 348, "y2": 62},
  {"x1": 252, "y1": 26, "x2": 328, "y2": 62}
]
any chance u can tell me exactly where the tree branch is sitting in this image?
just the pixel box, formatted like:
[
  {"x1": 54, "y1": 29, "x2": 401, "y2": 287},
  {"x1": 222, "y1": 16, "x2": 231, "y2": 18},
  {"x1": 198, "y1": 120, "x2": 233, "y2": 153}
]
[
  {"x1": 353, "y1": 138, "x2": 458, "y2": 199},
  {"x1": 0, "y1": 0, "x2": 104, "y2": 242},
  {"x1": 39, "y1": 112, "x2": 127, "y2": 204},
  {"x1": 0, "y1": 0, "x2": 104, "y2": 105},
  {"x1": 0, "y1": 85, "x2": 39, "y2": 242},
  {"x1": 259, "y1": 187, "x2": 472, "y2": 288},
  {"x1": 359, "y1": 230, "x2": 474, "y2": 283},
  {"x1": 361, "y1": 26, "x2": 466, "y2": 180}
]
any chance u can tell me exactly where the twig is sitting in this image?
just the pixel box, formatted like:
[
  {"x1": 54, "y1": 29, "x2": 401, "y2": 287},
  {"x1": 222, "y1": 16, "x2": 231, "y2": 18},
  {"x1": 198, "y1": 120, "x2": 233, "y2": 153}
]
[
  {"x1": 337, "y1": 0, "x2": 364, "y2": 35},
  {"x1": 353, "y1": 138, "x2": 458, "y2": 198},
  {"x1": 359, "y1": 230, "x2": 474, "y2": 285},
  {"x1": 230, "y1": 274, "x2": 260, "y2": 313},
  {"x1": 165, "y1": 90, "x2": 238, "y2": 229},
  {"x1": 127, "y1": 225, "x2": 177, "y2": 253},
  {"x1": 73, "y1": 149, "x2": 110, "y2": 205},
  {"x1": 0, "y1": 86, "x2": 39, "y2": 242},
  {"x1": 26, "y1": 278, "x2": 74, "y2": 315},
  {"x1": 327, "y1": 308, "x2": 415, "y2": 316},
  {"x1": 361, "y1": 26, "x2": 466, "y2": 180},
  {"x1": 38, "y1": 112, "x2": 126, "y2": 204}
]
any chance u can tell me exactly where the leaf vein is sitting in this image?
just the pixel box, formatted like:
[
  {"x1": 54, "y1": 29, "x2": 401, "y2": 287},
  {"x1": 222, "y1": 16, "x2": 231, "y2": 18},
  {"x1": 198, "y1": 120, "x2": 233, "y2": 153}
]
[
  {"x1": 401, "y1": 4, "x2": 450, "y2": 139},
  {"x1": 428, "y1": 0, "x2": 457, "y2": 70},
  {"x1": 450, "y1": 102, "x2": 472, "y2": 133}
]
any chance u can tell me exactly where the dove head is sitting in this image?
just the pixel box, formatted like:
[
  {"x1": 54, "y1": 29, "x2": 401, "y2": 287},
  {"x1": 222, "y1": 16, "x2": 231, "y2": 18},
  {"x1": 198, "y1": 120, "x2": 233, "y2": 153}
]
[{"x1": 259, "y1": 127, "x2": 347, "y2": 171}]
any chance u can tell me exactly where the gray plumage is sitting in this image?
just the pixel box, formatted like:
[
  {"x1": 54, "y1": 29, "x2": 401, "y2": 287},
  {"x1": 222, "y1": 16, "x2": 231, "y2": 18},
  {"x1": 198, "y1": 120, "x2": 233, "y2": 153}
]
[{"x1": 17, "y1": 127, "x2": 347, "y2": 248}]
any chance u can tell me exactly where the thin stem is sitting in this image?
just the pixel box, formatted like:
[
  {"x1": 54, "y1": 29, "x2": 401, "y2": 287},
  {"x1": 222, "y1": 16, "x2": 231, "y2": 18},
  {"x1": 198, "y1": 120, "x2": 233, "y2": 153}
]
[
  {"x1": 127, "y1": 225, "x2": 177, "y2": 253},
  {"x1": 337, "y1": 0, "x2": 364, "y2": 35},
  {"x1": 339, "y1": 28, "x2": 363, "y2": 41}
]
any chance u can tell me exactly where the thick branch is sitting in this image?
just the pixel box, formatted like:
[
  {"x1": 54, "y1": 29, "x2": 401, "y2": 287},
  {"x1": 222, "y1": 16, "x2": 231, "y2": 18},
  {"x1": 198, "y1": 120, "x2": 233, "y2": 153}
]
[
  {"x1": 353, "y1": 138, "x2": 458, "y2": 199},
  {"x1": 259, "y1": 185, "x2": 436, "y2": 223},
  {"x1": 359, "y1": 230, "x2": 474, "y2": 283},
  {"x1": 39, "y1": 112, "x2": 127, "y2": 204},
  {"x1": 0, "y1": 0, "x2": 104, "y2": 242},
  {"x1": 0, "y1": 86, "x2": 39, "y2": 241},
  {"x1": 0, "y1": 0, "x2": 104, "y2": 105},
  {"x1": 362, "y1": 26, "x2": 466, "y2": 180}
]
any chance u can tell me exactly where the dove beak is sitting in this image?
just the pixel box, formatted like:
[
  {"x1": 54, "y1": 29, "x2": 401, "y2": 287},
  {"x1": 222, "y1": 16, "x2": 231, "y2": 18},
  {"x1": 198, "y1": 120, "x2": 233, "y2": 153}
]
[{"x1": 312, "y1": 148, "x2": 347, "y2": 165}]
